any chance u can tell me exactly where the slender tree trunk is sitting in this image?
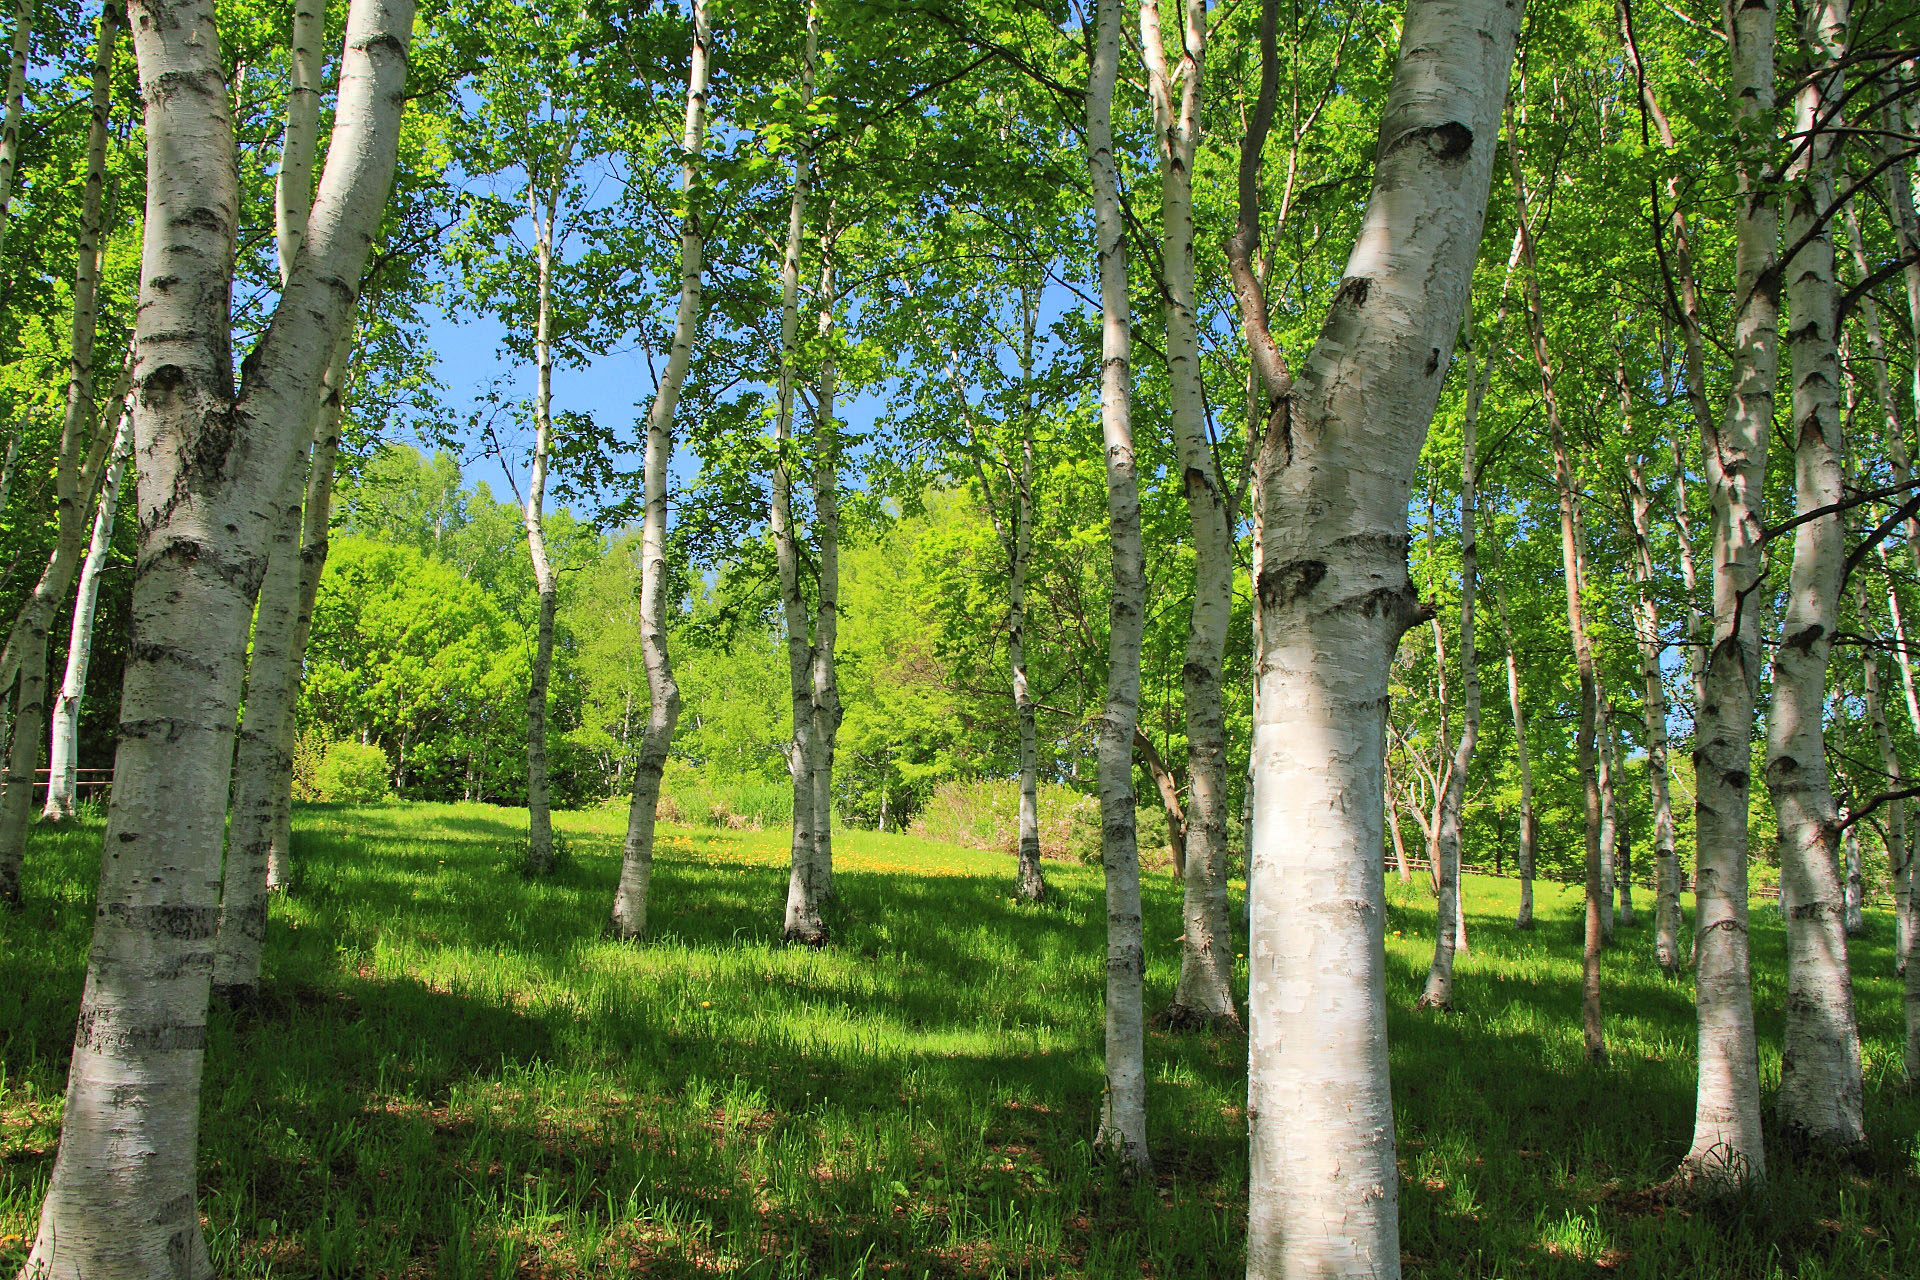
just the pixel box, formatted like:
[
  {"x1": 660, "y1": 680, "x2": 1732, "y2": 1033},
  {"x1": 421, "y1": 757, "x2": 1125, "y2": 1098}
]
[
  {"x1": 521, "y1": 196, "x2": 561, "y2": 877},
  {"x1": 1142, "y1": 0, "x2": 1236, "y2": 1030},
  {"x1": 809, "y1": 226, "x2": 841, "y2": 900},
  {"x1": 1766, "y1": 0, "x2": 1863, "y2": 1154},
  {"x1": 776, "y1": 0, "x2": 825, "y2": 945},
  {"x1": 1843, "y1": 821, "x2": 1862, "y2": 937},
  {"x1": 211, "y1": 0, "x2": 329, "y2": 1003},
  {"x1": 43, "y1": 402, "x2": 132, "y2": 821},
  {"x1": 0, "y1": 0, "x2": 32, "y2": 264},
  {"x1": 1511, "y1": 113, "x2": 1605, "y2": 1057},
  {"x1": 1596, "y1": 686, "x2": 1619, "y2": 935},
  {"x1": 1495, "y1": 579, "x2": 1536, "y2": 928},
  {"x1": 1233, "y1": 0, "x2": 1521, "y2": 1272},
  {"x1": 266, "y1": 332, "x2": 349, "y2": 892},
  {"x1": 612, "y1": 0, "x2": 708, "y2": 940},
  {"x1": 1677, "y1": 0, "x2": 1776, "y2": 1191},
  {"x1": 1624, "y1": 368, "x2": 1683, "y2": 970},
  {"x1": 0, "y1": 5, "x2": 119, "y2": 902},
  {"x1": 1088, "y1": 0, "x2": 1148, "y2": 1169},
  {"x1": 1420, "y1": 303, "x2": 1485, "y2": 1010},
  {"x1": 1012, "y1": 304, "x2": 1046, "y2": 902},
  {"x1": 24, "y1": 2, "x2": 410, "y2": 1272}
]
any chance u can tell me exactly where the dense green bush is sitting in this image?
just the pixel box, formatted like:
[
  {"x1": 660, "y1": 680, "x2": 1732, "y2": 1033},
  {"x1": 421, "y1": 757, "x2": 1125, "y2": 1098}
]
[
  {"x1": 315, "y1": 741, "x2": 393, "y2": 804},
  {"x1": 654, "y1": 764, "x2": 795, "y2": 831}
]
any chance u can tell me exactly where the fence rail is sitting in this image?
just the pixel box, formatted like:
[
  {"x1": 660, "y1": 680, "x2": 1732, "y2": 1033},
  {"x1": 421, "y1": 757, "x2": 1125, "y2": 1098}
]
[
  {"x1": 1394, "y1": 854, "x2": 1882, "y2": 907},
  {"x1": 29, "y1": 767, "x2": 113, "y2": 803}
]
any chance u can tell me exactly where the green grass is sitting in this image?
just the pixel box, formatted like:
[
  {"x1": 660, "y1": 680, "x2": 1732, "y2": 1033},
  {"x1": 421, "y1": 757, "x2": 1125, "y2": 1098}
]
[{"x1": 3, "y1": 802, "x2": 1917, "y2": 1278}]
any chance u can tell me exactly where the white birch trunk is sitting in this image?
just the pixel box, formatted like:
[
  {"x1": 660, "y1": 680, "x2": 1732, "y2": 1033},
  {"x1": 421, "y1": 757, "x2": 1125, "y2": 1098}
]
[
  {"x1": 1012, "y1": 303, "x2": 1046, "y2": 903},
  {"x1": 809, "y1": 230, "x2": 841, "y2": 901},
  {"x1": 1766, "y1": 0, "x2": 1862, "y2": 1154},
  {"x1": 1843, "y1": 822, "x2": 1862, "y2": 937},
  {"x1": 1142, "y1": 0, "x2": 1237, "y2": 1029},
  {"x1": 522, "y1": 193, "x2": 561, "y2": 876},
  {"x1": 24, "y1": 2, "x2": 411, "y2": 1272},
  {"x1": 1237, "y1": 0, "x2": 1520, "y2": 1272},
  {"x1": 612, "y1": 0, "x2": 708, "y2": 940},
  {"x1": 775, "y1": 1, "x2": 825, "y2": 945},
  {"x1": 211, "y1": 0, "x2": 331, "y2": 1003},
  {"x1": 1678, "y1": 0, "x2": 1776, "y2": 1191},
  {"x1": 1088, "y1": 0, "x2": 1148, "y2": 1170},
  {"x1": 44, "y1": 403, "x2": 133, "y2": 821},
  {"x1": 0, "y1": 5, "x2": 119, "y2": 899},
  {"x1": 0, "y1": 0, "x2": 32, "y2": 261}
]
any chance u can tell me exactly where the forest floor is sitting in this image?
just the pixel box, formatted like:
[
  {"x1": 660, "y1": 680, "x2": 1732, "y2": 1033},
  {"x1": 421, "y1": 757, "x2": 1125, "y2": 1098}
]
[{"x1": 2, "y1": 802, "x2": 1917, "y2": 1279}]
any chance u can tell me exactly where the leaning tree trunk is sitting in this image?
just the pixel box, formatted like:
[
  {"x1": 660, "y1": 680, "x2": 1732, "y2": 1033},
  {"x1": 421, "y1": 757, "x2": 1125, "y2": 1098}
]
[
  {"x1": 1420, "y1": 302, "x2": 1486, "y2": 1010},
  {"x1": 1494, "y1": 577, "x2": 1537, "y2": 929},
  {"x1": 43, "y1": 400, "x2": 132, "y2": 821},
  {"x1": 521, "y1": 192, "x2": 562, "y2": 877},
  {"x1": 1678, "y1": 0, "x2": 1776, "y2": 1191},
  {"x1": 0, "y1": 3, "x2": 119, "y2": 901},
  {"x1": 809, "y1": 226, "x2": 842, "y2": 901},
  {"x1": 267, "y1": 330, "x2": 350, "y2": 892},
  {"x1": 775, "y1": 0, "x2": 825, "y2": 945},
  {"x1": 1511, "y1": 112, "x2": 1605, "y2": 1058},
  {"x1": 1766, "y1": 0, "x2": 1863, "y2": 1156},
  {"x1": 1088, "y1": 0, "x2": 1148, "y2": 1170},
  {"x1": 23, "y1": 2, "x2": 411, "y2": 1274},
  {"x1": 612, "y1": 0, "x2": 708, "y2": 940},
  {"x1": 1142, "y1": 0, "x2": 1237, "y2": 1030},
  {"x1": 0, "y1": 0, "x2": 32, "y2": 264},
  {"x1": 1595, "y1": 685, "x2": 1620, "y2": 935},
  {"x1": 1233, "y1": 0, "x2": 1521, "y2": 1272},
  {"x1": 211, "y1": 0, "x2": 329, "y2": 1003}
]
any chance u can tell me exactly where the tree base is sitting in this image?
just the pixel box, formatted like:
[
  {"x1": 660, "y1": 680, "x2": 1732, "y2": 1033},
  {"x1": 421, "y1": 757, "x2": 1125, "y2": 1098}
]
[
  {"x1": 1152, "y1": 1002, "x2": 1242, "y2": 1034},
  {"x1": 782, "y1": 923, "x2": 828, "y2": 947}
]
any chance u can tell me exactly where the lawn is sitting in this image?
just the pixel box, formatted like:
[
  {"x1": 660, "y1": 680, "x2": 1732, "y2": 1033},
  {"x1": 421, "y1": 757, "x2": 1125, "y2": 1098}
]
[{"x1": 3, "y1": 802, "x2": 1916, "y2": 1278}]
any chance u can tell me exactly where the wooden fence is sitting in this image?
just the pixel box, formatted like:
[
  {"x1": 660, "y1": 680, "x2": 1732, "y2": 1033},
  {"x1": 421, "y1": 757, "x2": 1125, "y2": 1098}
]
[{"x1": 31, "y1": 767, "x2": 113, "y2": 803}]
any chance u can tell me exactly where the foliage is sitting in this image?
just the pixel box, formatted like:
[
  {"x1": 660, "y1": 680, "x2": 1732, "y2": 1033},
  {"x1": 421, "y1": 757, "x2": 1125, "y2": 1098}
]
[{"x1": 313, "y1": 740, "x2": 394, "y2": 804}]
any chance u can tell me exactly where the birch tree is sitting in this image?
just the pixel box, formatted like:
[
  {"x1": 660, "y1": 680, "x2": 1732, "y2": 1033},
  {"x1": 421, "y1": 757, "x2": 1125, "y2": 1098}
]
[
  {"x1": 1140, "y1": 0, "x2": 1237, "y2": 1029},
  {"x1": 611, "y1": 0, "x2": 711, "y2": 940},
  {"x1": 1765, "y1": 0, "x2": 1863, "y2": 1155},
  {"x1": 1234, "y1": 0, "x2": 1521, "y2": 1271},
  {"x1": 22, "y1": 0, "x2": 412, "y2": 1271},
  {"x1": 0, "y1": 0, "x2": 31, "y2": 261},
  {"x1": 1677, "y1": 0, "x2": 1776, "y2": 1190},
  {"x1": 0, "y1": 1, "x2": 120, "y2": 901}
]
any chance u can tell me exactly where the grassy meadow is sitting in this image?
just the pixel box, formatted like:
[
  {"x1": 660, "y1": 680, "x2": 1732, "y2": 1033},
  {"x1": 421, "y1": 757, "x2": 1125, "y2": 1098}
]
[{"x1": 3, "y1": 802, "x2": 1917, "y2": 1278}]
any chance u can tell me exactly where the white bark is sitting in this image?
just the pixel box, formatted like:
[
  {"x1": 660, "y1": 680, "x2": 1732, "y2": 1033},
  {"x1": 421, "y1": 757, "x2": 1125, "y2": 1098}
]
[
  {"x1": 613, "y1": 0, "x2": 708, "y2": 940},
  {"x1": 1012, "y1": 296, "x2": 1046, "y2": 903},
  {"x1": 1142, "y1": 0, "x2": 1237, "y2": 1029},
  {"x1": 1088, "y1": 0, "x2": 1148, "y2": 1170},
  {"x1": 44, "y1": 402, "x2": 133, "y2": 821},
  {"x1": 1238, "y1": 0, "x2": 1520, "y2": 1272},
  {"x1": 24, "y1": 1, "x2": 412, "y2": 1274},
  {"x1": 776, "y1": 1, "x2": 826, "y2": 945},
  {"x1": 0, "y1": 5, "x2": 120, "y2": 899},
  {"x1": 522, "y1": 178, "x2": 563, "y2": 875},
  {"x1": 808, "y1": 226, "x2": 841, "y2": 900},
  {"x1": 211, "y1": 0, "x2": 333, "y2": 1004},
  {"x1": 0, "y1": 0, "x2": 32, "y2": 261},
  {"x1": 1766, "y1": 0, "x2": 1862, "y2": 1154},
  {"x1": 1679, "y1": 0, "x2": 1775, "y2": 1190}
]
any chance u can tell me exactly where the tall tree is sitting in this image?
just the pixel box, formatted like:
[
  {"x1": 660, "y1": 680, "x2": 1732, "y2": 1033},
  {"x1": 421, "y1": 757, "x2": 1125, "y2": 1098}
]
[
  {"x1": 1234, "y1": 0, "x2": 1522, "y2": 1273},
  {"x1": 1088, "y1": 0, "x2": 1149, "y2": 1170},
  {"x1": 611, "y1": 0, "x2": 711, "y2": 940},
  {"x1": 1766, "y1": 0, "x2": 1863, "y2": 1155},
  {"x1": 22, "y1": 0, "x2": 412, "y2": 1271}
]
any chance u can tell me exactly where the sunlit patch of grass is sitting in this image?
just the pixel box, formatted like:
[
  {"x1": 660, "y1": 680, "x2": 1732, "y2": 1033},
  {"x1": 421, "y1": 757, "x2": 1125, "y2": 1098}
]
[{"x1": 3, "y1": 803, "x2": 1918, "y2": 1278}]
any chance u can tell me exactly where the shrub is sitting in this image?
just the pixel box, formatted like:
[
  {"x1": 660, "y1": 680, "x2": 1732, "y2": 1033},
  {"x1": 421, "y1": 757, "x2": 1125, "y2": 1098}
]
[
  {"x1": 291, "y1": 729, "x2": 330, "y2": 802},
  {"x1": 315, "y1": 740, "x2": 393, "y2": 803},
  {"x1": 908, "y1": 778, "x2": 1100, "y2": 861}
]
